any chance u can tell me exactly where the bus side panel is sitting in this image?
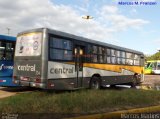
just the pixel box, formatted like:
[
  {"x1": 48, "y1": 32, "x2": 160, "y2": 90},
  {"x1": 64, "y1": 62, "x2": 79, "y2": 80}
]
[
  {"x1": 83, "y1": 66, "x2": 142, "y2": 86},
  {"x1": 47, "y1": 61, "x2": 77, "y2": 90},
  {"x1": 101, "y1": 75, "x2": 134, "y2": 86}
]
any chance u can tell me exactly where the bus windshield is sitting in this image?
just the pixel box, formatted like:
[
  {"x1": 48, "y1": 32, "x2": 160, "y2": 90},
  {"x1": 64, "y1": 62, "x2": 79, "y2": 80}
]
[
  {"x1": 15, "y1": 32, "x2": 42, "y2": 56},
  {"x1": 145, "y1": 62, "x2": 151, "y2": 68},
  {"x1": 156, "y1": 62, "x2": 160, "y2": 70}
]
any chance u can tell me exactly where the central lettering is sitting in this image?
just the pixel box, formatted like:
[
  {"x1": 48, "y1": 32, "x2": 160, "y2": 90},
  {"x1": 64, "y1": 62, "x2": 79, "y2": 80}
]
[
  {"x1": 17, "y1": 64, "x2": 36, "y2": 72},
  {"x1": 50, "y1": 67, "x2": 74, "y2": 74}
]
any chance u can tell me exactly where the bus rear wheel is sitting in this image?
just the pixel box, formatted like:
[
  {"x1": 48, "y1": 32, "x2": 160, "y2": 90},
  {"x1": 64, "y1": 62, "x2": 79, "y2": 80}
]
[
  {"x1": 131, "y1": 76, "x2": 138, "y2": 88},
  {"x1": 90, "y1": 76, "x2": 101, "y2": 89}
]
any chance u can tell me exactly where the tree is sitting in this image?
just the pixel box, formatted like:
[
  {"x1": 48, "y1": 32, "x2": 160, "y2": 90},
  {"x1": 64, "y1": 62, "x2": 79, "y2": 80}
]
[{"x1": 145, "y1": 52, "x2": 160, "y2": 61}]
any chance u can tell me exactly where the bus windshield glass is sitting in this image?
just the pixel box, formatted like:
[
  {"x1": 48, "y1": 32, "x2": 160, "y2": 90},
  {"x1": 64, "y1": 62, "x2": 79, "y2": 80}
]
[
  {"x1": 156, "y1": 62, "x2": 160, "y2": 70},
  {"x1": 145, "y1": 62, "x2": 151, "y2": 68},
  {"x1": 15, "y1": 32, "x2": 42, "y2": 56}
]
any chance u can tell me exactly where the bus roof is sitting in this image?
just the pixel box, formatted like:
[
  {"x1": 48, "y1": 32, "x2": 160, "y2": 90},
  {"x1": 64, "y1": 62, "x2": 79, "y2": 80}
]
[
  {"x1": 0, "y1": 35, "x2": 16, "y2": 41},
  {"x1": 17, "y1": 28, "x2": 144, "y2": 55}
]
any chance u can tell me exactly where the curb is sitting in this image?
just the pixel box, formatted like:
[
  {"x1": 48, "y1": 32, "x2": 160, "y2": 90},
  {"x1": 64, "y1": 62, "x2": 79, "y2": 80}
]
[{"x1": 66, "y1": 105, "x2": 160, "y2": 119}]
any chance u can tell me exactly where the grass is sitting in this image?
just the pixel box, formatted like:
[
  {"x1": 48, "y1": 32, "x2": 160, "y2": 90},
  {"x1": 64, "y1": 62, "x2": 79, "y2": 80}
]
[{"x1": 0, "y1": 89, "x2": 160, "y2": 114}]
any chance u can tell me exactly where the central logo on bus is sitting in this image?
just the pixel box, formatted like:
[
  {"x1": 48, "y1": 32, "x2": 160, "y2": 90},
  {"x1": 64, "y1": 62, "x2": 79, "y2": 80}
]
[
  {"x1": 50, "y1": 67, "x2": 74, "y2": 74},
  {"x1": 17, "y1": 64, "x2": 36, "y2": 72}
]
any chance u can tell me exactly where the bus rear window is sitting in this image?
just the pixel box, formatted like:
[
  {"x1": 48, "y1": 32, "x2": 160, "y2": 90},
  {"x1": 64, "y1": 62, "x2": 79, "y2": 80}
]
[{"x1": 15, "y1": 32, "x2": 42, "y2": 56}]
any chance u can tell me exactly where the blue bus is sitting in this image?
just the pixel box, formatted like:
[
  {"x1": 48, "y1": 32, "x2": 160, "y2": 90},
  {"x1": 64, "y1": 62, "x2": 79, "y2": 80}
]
[{"x1": 0, "y1": 35, "x2": 17, "y2": 86}]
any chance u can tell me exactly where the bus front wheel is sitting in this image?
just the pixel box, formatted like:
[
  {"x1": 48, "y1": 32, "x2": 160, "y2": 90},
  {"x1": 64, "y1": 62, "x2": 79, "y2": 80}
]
[{"x1": 90, "y1": 76, "x2": 101, "y2": 89}]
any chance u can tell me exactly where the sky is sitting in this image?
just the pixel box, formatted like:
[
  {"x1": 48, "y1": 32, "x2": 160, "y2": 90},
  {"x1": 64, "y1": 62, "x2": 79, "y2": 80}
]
[{"x1": 0, "y1": 0, "x2": 160, "y2": 55}]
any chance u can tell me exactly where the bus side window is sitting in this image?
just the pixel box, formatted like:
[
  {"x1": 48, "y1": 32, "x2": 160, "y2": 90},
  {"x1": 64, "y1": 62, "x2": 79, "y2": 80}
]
[
  {"x1": 5, "y1": 42, "x2": 15, "y2": 60},
  {"x1": 86, "y1": 44, "x2": 92, "y2": 62},
  {"x1": 106, "y1": 48, "x2": 111, "y2": 63},
  {"x1": 93, "y1": 55, "x2": 98, "y2": 63},
  {"x1": 5, "y1": 52, "x2": 13, "y2": 60},
  {"x1": 93, "y1": 46, "x2": 97, "y2": 54},
  {"x1": 117, "y1": 51, "x2": 122, "y2": 64},
  {"x1": 126, "y1": 52, "x2": 134, "y2": 65},
  {"x1": 0, "y1": 51, "x2": 5, "y2": 60},
  {"x1": 111, "y1": 49, "x2": 117, "y2": 64},
  {"x1": 0, "y1": 41, "x2": 5, "y2": 60},
  {"x1": 102, "y1": 48, "x2": 106, "y2": 63},
  {"x1": 134, "y1": 54, "x2": 140, "y2": 66},
  {"x1": 49, "y1": 37, "x2": 73, "y2": 61},
  {"x1": 111, "y1": 57, "x2": 116, "y2": 64},
  {"x1": 121, "y1": 51, "x2": 126, "y2": 65},
  {"x1": 92, "y1": 45, "x2": 98, "y2": 63},
  {"x1": 98, "y1": 47, "x2": 104, "y2": 63}
]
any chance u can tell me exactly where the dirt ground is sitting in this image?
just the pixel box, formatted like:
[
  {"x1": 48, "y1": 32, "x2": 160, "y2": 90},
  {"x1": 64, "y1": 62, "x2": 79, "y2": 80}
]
[
  {"x1": 144, "y1": 75, "x2": 160, "y2": 85},
  {"x1": 0, "y1": 87, "x2": 36, "y2": 99},
  {"x1": 0, "y1": 88, "x2": 16, "y2": 99}
]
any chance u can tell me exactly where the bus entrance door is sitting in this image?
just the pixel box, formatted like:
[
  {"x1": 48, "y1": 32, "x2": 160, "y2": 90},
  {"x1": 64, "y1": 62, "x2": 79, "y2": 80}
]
[{"x1": 75, "y1": 46, "x2": 84, "y2": 88}]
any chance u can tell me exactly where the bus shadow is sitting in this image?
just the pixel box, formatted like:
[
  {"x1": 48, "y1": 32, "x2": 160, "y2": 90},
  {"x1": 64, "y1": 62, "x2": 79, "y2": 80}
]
[
  {"x1": 43, "y1": 85, "x2": 132, "y2": 94},
  {"x1": 0, "y1": 86, "x2": 37, "y2": 92},
  {"x1": 102, "y1": 85, "x2": 131, "y2": 90},
  {"x1": 0, "y1": 85, "x2": 133, "y2": 94}
]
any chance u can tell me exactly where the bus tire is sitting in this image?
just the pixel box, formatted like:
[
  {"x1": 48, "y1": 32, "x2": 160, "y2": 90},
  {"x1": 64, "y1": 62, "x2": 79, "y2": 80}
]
[
  {"x1": 110, "y1": 85, "x2": 116, "y2": 88},
  {"x1": 131, "y1": 76, "x2": 138, "y2": 88},
  {"x1": 90, "y1": 76, "x2": 101, "y2": 89}
]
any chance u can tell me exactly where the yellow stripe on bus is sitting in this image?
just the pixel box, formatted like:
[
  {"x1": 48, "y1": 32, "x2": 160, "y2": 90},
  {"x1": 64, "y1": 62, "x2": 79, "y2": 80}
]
[
  {"x1": 67, "y1": 62, "x2": 144, "y2": 74},
  {"x1": 83, "y1": 63, "x2": 143, "y2": 74}
]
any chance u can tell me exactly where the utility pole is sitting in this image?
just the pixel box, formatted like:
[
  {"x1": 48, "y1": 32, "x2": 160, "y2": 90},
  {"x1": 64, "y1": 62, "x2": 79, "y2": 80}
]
[{"x1": 7, "y1": 28, "x2": 10, "y2": 35}]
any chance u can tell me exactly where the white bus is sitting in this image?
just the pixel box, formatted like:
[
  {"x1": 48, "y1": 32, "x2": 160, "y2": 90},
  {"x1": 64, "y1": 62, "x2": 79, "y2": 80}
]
[
  {"x1": 13, "y1": 28, "x2": 144, "y2": 90},
  {"x1": 145, "y1": 60, "x2": 160, "y2": 74}
]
